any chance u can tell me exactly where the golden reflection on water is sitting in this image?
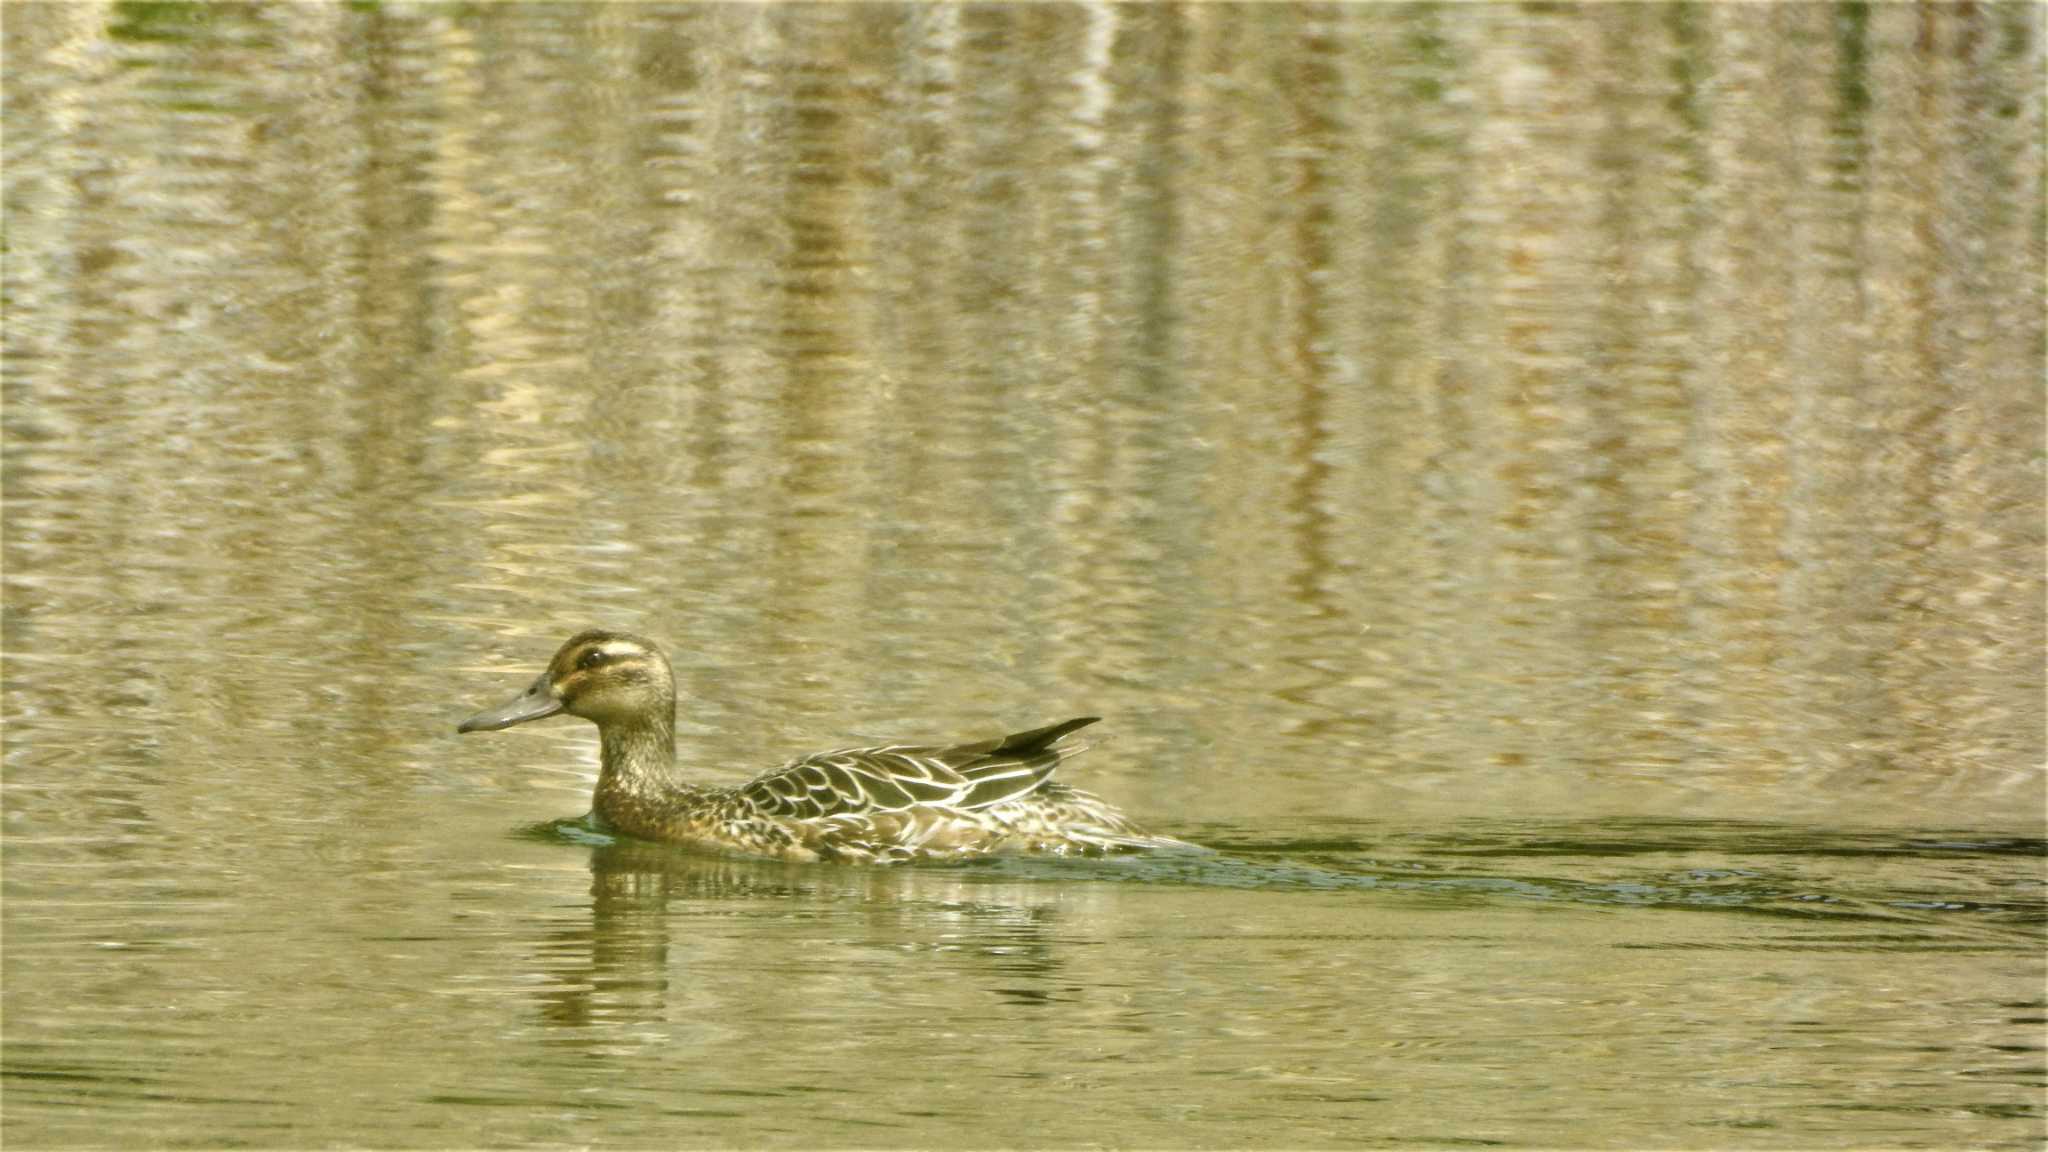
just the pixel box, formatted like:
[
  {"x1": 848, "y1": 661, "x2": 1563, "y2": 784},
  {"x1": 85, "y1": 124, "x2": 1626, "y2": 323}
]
[
  {"x1": 6, "y1": 3, "x2": 2040, "y2": 820},
  {"x1": 3, "y1": 3, "x2": 2043, "y2": 1148}
]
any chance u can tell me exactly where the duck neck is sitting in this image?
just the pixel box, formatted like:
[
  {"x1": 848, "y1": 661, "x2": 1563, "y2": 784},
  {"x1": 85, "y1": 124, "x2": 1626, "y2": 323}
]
[{"x1": 594, "y1": 711, "x2": 678, "y2": 804}]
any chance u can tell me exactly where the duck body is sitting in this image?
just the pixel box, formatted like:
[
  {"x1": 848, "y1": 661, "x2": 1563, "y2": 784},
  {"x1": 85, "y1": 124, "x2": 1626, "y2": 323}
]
[{"x1": 458, "y1": 630, "x2": 1175, "y2": 864}]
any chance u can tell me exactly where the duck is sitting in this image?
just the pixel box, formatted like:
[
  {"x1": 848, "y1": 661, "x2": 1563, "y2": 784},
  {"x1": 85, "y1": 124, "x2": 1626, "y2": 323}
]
[{"x1": 457, "y1": 629, "x2": 1181, "y2": 863}]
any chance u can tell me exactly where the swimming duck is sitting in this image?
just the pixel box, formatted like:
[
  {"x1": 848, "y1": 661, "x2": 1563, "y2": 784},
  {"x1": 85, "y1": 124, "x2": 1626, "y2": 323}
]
[{"x1": 457, "y1": 629, "x2": 1177, "y2": 863}]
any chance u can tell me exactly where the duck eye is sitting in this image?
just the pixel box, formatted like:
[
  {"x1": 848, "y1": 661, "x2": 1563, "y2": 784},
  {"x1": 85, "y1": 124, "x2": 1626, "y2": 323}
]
[{"x1": 577, "y1": 649, "x2": 609, "y2": 671}]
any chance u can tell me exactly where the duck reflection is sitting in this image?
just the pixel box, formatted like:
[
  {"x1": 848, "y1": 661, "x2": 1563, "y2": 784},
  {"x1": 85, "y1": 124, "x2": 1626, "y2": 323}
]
[{"x1": 529, "y1": 835, "x2": 1077, "y2": 1036}]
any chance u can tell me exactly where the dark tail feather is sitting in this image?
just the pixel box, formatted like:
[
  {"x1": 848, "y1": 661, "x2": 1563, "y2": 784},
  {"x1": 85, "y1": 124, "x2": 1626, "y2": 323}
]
[{"x1": 992, "y1": 716, "x2": 1101, "y2": 756}]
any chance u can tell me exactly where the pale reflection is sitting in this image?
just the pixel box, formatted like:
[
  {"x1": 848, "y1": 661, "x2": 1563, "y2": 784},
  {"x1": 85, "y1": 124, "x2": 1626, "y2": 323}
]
[{"x1": 2, "y1": 0, "x2": 2036, "y2": 828}]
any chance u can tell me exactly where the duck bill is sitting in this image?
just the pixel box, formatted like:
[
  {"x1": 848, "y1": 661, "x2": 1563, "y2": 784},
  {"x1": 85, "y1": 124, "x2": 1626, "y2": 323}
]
[{"x1": 457, "y1": 672, "x2": 562, "y2": 733}]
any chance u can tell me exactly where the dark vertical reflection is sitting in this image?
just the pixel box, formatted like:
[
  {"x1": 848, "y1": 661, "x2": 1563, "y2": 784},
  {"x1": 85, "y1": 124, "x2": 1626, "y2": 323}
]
[{"x1": 1277, "y1": 11, "x2": 1336, "y2": 628}]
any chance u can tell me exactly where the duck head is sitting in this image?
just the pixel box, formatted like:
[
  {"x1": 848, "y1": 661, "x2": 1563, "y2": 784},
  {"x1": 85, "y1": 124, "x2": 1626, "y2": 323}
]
[{"x1": 457, "y1": 629, "x2": 676, "y2": 734}]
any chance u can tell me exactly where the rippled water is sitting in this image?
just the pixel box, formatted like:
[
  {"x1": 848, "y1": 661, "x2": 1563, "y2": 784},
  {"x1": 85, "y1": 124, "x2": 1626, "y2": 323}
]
[{"x1": 4, "y1": 3, "x2": 2043, "y2": 1148}]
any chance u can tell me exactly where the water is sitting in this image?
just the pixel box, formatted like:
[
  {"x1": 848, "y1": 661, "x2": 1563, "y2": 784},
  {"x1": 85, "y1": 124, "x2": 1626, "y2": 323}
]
[{"x1": 4, "y1": 3, "x2": 2043, "y2": 1148}]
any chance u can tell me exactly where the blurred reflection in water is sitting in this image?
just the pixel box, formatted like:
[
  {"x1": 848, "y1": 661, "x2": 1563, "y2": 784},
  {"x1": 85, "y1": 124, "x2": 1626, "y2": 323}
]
[{"x1": 3, "y1": 3, "x2": 2042, "y2": 1148}]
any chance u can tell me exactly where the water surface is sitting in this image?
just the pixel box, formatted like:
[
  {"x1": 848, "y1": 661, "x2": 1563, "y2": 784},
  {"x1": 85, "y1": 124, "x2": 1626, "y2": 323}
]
[{"x1": 4, "y1": 3, "x2": 2043, "y2": 1148}]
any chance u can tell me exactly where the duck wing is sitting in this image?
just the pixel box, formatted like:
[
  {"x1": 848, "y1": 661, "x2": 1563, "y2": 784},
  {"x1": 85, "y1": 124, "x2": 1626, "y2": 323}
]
[{"x1": 738, "y1": 717, "x2": 1100, "y2": 821}]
